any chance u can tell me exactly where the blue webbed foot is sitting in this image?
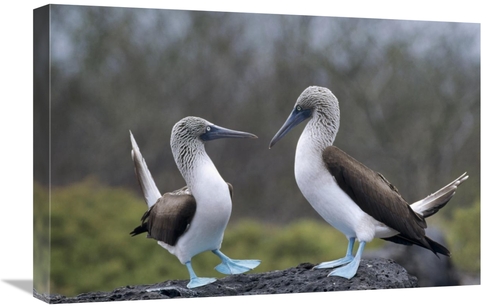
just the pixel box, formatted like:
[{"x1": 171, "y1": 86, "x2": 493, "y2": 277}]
[
  {"x1": 212, "y1": 249, "x2": 261, "y2": 275},
  {"x1": 327, "y1": 258, "x2": 361, "y2": 279},
  {"x1": 327, "y1": 241, "x2": 366, "y2": 280},
  {"x1": 214, "y1": 259, "x2": 261, "y2": 275},
  {"x1": 187, "y1": 277, "x2": 217, "y2": 289},
  {"x1": 184, "y1": 260, "x2": 216, "y2": 288},
  {"x1": 314, "y1": 255, "x2": 354, "y2": 269}
]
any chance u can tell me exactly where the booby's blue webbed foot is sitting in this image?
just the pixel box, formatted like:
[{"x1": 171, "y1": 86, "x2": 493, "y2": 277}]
[
  {"x1": 214, "y1": 259, "x2": 261, "y2": 275},
  {"x1": 184, "y1": 260, "x2": 216, "y2": 288},
  {"x1": 212, "y1": 249, "x2": 261, "y2": 275},
  {"x1": 187, "y1": 277, "x2": 217, "y2": 289},
  {"x1": 314, "y1": 237, "x2": 355, "y2": 270},
  {"x1": 328, "y1": 259, "x2": 361, "y2": 280},
  {"x1": 327, "y1": 241, "x2": 366, "y2": 280},
  {"x1": 314, "y1": 256, "x2": 354, "y2": 269}
]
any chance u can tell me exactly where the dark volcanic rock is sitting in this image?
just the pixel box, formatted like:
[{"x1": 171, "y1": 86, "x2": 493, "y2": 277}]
[
  {"x1": 34, "y1": 258, "x2": 417, "y2": 304},
  {"x1": 364, "y1": 228, "x2": 463, "y2": 287}
]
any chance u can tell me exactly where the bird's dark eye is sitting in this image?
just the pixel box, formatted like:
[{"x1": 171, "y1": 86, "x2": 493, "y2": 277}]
[
  {"x1": 206, "y1": 126, "x2": 211, "y2": 132},
  {"x1": 296, "y1": 106, "x2": 302, "y2": 111}
]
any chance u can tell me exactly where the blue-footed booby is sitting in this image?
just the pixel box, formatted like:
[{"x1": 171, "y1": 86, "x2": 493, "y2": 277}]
[
  {"x1": 130, "y1": 116, "x2": 260, "y2": 288},
  {"x1": 269, "y1": 86, "x2": 468, "y2": 279}
]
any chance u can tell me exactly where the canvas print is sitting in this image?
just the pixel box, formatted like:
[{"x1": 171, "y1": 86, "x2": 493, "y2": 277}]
[{"x1": 33, "y1": 4, "x2": 480, "y2": 304}]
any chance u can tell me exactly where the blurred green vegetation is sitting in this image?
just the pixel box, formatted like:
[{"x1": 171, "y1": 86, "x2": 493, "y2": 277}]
[
  {"x1": 34, "y1": 179, "x2": 479, "y2": 297},
  {"x1": 33, "y1": 182, "x2": 50, "y2": 295},
  {"x1": 444, "y1": 198, "x2": 480, "y2": 273}
]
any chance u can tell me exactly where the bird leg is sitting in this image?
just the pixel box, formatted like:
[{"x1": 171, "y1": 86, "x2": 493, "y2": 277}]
[
  {"x1": 212, "y1": 249, "x2": 261, "y2": 275},
  {"x1": 185, "y1": 261, "x2": 216, "y2": 288},
  {"x1": 314, "y1": 237, "x2": 355, "y2": 269}
]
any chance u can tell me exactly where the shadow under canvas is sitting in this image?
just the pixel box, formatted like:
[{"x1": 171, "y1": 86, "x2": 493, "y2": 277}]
[{"x1": 3, "y1": 280, "x2": 33, "y2": 294}]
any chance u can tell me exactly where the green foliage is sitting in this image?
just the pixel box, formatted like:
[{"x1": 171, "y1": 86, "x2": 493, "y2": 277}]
[
  {"x1": 444, "y1": 199, "x2": 480, "y2": 273},
  {"x1": 33, "y1": 182, "x2": 50, "y2": 294}
]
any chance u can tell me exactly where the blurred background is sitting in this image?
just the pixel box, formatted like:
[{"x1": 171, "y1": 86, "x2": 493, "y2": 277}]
[{"x1": 33, "y1": 4, "x2": 480, "y2": 297}]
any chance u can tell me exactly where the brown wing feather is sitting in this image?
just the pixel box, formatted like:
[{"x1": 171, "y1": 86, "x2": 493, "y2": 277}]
[
  {"x1": 131, "y1": 183, "x2": 233, "y2": 246},
  {"x1": 130, "y1": 186, "x2": 196, "y2": 246},
  {"x1": 322, "y1": 146, "x2": 433, "y2": 250},
  {"x1": 147, "y1": 193, "x2": 196, "y2": 246}
]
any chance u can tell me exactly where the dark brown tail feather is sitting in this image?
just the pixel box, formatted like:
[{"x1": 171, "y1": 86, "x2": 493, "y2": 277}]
[
  {"x1": 383, "y1": 234, "x2": 450, "y2": 257},
  {"x1": 130, "y1": 224, "x2": 148, "y2": 237}
]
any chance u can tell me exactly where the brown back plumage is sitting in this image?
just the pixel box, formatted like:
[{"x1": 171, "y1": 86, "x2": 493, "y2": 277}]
[
  {"x1": 130, "y1": 183, "x2": 233, "y2": 246},
  {"x1": 322, "y1": 146, "x2": 450, "y2": 256}
]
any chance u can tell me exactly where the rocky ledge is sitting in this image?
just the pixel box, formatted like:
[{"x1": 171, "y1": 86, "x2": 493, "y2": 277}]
[{"x1": 34, "y1": 258, "x2": 417, "y2": 304}]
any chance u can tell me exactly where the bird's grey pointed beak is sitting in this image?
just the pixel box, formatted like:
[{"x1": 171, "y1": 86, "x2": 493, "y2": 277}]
[
  {"x1": 201, "y1": 125, "x2": 258, "y2": 141},
  {"x1": 269, "y1": 107, "x2": 311, "y2": 148}
]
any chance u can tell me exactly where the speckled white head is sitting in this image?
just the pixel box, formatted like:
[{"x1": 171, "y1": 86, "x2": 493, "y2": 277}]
[
  {"x1": 171, "y1": 116, "x2": 257, "y2": 185},
  {"x1": 270, "y1": 86, "x2": 340, "y2": 150}
]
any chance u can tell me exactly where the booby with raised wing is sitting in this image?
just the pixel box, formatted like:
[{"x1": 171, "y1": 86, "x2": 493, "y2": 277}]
[
  {"x1": 269, "y1": 86, "x2": 468, "y2": 279},
  {"x1": 130, "y1": 116, "x2": 260, "y2": 288}
]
